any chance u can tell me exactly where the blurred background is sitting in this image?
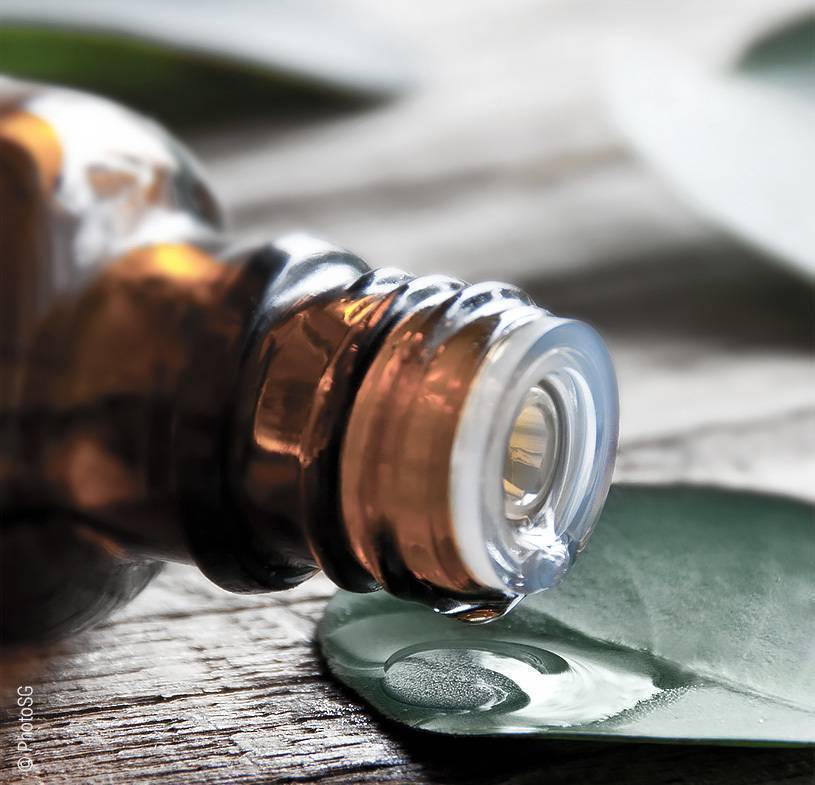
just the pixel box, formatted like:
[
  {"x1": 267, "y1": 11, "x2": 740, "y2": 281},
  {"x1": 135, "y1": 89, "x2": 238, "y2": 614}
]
[
  {"x1": 1, "y1": 1, "x2": 813, "y2": 781},
  {"x1": 1, "y1": 0, "x2": 812, "y2": 502}
]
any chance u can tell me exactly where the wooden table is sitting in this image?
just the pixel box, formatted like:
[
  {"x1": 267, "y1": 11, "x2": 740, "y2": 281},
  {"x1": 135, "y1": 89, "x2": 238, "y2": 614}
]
[{"x1": 2, "y1": 1, "x2": 813, "y2": 781}]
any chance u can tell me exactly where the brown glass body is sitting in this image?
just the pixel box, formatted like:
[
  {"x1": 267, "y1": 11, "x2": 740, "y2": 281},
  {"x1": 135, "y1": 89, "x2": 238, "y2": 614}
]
[{"x1": 1, "y1": 81, "x2": 544, "y2": 641}]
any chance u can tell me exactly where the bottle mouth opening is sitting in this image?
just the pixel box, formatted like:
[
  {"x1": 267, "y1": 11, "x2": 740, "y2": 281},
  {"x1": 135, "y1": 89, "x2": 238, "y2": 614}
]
[
  {"x1": 502, "y1": 382, "x2": 562, "y2": 522},
  {"x1": 450, "y1": 316, "x2": 619, "y2": 595}
]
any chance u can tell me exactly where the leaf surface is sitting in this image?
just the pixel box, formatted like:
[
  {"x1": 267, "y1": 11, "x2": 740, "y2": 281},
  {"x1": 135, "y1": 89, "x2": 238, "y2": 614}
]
[{"x1": 320, "y1": 485, "x2": 815, "y2": 744}]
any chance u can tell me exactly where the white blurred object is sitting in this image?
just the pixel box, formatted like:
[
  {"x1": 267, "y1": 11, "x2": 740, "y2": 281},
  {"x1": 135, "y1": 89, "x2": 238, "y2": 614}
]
[{"x1": 608, "y1": 14, "x2": 815, "y2": 280}]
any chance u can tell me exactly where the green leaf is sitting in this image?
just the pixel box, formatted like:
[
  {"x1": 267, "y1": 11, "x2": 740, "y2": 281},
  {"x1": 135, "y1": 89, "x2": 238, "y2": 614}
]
[
  {"x1": 738, "y1": 14, "x2": 815, "y2": 99},
  {"x1": 608, "y1": 14, "x2": 815, "y2": 280},
  {"x1": 319, "y1": 485, "x2": 815, "y2": 744},
  {"x1": 0, "y1": 27, "x2": 343, "y2": 130},
  {"x1": 0, "y1": 1, "x2": 406, "y2": 128}
]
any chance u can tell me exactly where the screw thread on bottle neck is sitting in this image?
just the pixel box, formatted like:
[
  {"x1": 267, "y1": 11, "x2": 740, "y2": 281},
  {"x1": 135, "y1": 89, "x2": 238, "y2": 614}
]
[{"x1": 218, "y1": 236, "x2": 618, "y2": 620}]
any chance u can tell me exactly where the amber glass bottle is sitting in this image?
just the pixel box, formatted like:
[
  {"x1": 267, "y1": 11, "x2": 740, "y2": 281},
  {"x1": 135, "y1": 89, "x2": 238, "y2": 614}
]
[{"x1": 0, "y1": 78, "x2": 618, "y2": 642}]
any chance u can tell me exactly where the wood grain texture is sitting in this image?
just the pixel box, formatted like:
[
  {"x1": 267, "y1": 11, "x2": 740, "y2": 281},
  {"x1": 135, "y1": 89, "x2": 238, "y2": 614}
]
[{"x1": 2, "y1": 0, "x2": 814, "y2": 782}]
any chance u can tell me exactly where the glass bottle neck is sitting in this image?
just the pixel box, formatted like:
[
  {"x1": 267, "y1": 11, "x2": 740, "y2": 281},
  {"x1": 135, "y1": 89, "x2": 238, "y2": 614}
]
[{"x1": 194, "y1": 236, "x2": 618, "y2": 621}]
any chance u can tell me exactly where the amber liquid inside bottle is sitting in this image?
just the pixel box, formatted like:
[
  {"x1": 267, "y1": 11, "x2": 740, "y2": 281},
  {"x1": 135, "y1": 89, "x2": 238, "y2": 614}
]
[{"x1": 0, "y1": 79, "x2": 618, "y2": 643}]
